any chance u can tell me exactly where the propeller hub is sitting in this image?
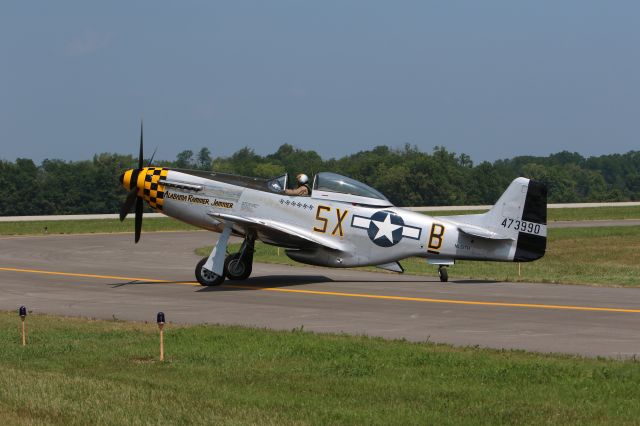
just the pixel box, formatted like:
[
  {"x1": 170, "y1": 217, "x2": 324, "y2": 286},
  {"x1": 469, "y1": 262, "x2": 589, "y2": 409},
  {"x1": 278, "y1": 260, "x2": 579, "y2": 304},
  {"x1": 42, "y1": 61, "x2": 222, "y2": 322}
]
[{"x1": 120, "y1": 169, "x2": 139, "y2": 191}]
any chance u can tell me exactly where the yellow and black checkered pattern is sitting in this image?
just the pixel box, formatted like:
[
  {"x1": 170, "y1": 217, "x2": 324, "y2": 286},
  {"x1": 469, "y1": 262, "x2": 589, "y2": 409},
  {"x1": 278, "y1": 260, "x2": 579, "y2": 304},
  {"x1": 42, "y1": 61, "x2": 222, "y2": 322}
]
[{"x1": 137, "y1": 167, "x2": 168, "y2": 211}]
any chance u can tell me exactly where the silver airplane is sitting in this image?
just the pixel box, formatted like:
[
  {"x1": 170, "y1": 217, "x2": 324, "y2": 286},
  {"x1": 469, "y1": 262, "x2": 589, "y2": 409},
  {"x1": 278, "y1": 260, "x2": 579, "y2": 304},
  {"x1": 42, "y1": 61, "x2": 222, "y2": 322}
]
[{"x1": 120, "y1": 128, "x2": 547, "y2": 285}]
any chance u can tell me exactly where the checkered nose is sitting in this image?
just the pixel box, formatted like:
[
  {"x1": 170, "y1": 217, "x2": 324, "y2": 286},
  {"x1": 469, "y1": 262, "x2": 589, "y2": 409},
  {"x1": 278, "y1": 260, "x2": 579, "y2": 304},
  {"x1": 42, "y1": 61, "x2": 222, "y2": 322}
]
[{"x1": 138, "y1": 167, "x2": 168, "y2": 211}]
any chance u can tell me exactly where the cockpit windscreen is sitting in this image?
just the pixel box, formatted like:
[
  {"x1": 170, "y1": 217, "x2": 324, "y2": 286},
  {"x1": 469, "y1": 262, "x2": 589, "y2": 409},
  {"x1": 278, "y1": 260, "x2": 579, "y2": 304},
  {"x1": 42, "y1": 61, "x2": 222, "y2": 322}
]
[{"x1": 313, "y1": 172, "x2": 389, "y2": 201}]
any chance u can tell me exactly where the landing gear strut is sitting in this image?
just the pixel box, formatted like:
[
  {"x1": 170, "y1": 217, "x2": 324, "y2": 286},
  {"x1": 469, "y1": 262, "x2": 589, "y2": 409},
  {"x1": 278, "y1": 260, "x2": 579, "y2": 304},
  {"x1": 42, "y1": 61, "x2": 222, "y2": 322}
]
[
  {"x1": 438, "y1": 265, "x2": 448, "y2": 283},
  {"x1": 224, "y1": 234, "x2": 255, "y2": 281},
  {"x1": 196, "y1": 224, "x2": 232, "y2": 286},
  {"x1": 195, "y1": 229, "x2": 256, "y2": 286}
]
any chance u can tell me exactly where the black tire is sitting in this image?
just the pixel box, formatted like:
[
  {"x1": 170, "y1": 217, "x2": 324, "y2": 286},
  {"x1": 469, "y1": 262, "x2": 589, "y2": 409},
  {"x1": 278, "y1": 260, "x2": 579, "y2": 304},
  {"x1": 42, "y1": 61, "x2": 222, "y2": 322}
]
[
  {"x1": 224, "y1": 253, "x2": 252, "y2": 281},
  {"x1": 438, "y1": 267, "x2": 448, "y2": 283},
  {"x1": 195, "y1": 257, "x2": 225, "y2": 286}
]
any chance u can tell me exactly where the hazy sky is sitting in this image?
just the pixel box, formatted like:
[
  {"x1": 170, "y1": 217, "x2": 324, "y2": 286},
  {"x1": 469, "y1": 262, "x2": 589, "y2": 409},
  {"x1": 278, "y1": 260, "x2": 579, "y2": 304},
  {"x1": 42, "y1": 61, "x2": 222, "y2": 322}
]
[{"x1": 1, "y1": 1, "x2": 638, "y2": 164}]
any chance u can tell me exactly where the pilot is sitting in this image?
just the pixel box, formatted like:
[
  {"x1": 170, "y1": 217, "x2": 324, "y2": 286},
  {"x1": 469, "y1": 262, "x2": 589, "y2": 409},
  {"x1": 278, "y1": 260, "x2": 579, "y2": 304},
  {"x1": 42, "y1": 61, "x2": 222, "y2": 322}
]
[{"x1": 285, "y1": 174, "x2": 311, "y2": 196}]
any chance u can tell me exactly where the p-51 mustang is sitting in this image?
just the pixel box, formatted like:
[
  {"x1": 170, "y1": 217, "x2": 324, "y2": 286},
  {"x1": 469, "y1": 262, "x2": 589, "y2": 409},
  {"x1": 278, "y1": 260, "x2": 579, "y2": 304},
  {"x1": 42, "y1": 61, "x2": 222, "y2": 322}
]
[{"x1": 120, "y1": 127, "x2": 547, "y2": 285}]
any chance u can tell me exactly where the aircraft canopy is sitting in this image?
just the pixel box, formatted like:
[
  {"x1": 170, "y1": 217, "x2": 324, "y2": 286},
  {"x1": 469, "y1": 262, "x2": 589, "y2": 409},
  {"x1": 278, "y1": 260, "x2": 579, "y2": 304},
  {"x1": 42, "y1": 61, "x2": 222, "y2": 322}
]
[{"x1": 312, "y1": 172, "x2": 392, "y2": 206}]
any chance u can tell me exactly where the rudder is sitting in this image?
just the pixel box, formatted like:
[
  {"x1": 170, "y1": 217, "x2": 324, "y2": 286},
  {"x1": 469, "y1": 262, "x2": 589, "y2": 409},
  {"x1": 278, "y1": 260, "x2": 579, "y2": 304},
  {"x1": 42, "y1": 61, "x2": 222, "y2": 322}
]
[{"x1": 515, "y1": 180, "x2": 547, "y2": 261}]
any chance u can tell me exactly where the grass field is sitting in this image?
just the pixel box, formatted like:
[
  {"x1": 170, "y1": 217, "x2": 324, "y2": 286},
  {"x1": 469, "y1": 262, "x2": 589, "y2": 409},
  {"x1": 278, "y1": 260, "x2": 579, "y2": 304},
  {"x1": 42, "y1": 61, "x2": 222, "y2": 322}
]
[
  {"x1": 1, "y1": 312, "x2": 640, "y2": 425},
  {"x1": 196, "y1": 226, "x2": 640, "y2": 287}
]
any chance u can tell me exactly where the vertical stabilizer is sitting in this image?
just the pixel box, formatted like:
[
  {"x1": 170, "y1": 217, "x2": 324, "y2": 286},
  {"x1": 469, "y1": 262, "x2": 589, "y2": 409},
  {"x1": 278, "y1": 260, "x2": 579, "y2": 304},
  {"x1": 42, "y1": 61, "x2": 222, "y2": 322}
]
[{"x1": 483, "y1": 178, "x2": 547, "y2": 261}]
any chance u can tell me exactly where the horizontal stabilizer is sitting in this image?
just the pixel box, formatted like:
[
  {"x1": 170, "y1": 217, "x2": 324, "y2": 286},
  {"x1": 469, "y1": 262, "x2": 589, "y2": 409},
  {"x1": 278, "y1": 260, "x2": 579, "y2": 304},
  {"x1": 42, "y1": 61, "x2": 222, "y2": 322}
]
[{"x1": 457, "y1": 224, "x2": 514, "y2": 240}]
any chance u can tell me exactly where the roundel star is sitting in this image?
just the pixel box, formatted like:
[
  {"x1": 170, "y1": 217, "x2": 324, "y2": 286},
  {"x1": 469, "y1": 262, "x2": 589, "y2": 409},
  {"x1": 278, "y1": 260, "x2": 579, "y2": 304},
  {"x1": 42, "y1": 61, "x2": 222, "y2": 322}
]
[{"x1": 367, "y1": 211, "x2": 405, "y2": 247}]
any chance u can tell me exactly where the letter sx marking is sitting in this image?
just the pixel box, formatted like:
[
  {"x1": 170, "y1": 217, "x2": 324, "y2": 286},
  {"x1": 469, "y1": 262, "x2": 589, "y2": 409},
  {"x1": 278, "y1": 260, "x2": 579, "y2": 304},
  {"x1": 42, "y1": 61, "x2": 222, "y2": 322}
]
[{"x1": 313, "y1": 206, "x2": 348, "y2": 237}]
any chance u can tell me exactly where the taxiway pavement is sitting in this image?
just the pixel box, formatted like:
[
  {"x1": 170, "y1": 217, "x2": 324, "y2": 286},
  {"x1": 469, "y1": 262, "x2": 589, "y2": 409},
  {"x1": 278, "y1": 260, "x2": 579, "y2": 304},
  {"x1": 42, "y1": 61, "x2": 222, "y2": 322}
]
[{"x1": 1, "y1": 231, "x2": 639, "y2": 358}]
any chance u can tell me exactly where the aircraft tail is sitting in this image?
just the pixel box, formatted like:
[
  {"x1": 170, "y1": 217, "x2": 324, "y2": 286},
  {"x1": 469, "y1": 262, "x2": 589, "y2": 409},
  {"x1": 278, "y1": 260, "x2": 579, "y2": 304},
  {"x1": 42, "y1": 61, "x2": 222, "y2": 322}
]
[
  {"x1": 442, "y1": 177, "x2": 547, "y2": 262},
  {"x1": 485, "y1": 177, "x2": 547, "y2": 261}
]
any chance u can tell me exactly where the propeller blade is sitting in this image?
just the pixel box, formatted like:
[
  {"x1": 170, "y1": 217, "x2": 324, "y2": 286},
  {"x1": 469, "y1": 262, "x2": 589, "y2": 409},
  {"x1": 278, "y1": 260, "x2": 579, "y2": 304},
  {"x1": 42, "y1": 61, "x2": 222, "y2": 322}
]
[
  {"x1": 134, "y1": 197, "x2": 143, "y2": 243},
  {"x1": 119, "y1": 188, "x2": 138, "y2": 221},
  {"x1": 147, "y1": 146, "x2": 158, "y2": 167},
  {"x1": 138, "y1": 120, "x2": 144, "y2": 170}
]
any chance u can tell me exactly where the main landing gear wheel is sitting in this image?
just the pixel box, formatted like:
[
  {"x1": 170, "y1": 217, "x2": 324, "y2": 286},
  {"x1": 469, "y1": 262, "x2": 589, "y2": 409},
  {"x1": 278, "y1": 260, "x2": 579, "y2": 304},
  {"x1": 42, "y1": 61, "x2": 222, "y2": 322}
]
[
  {"x1": 224, "y1": 253, "x2": 253, "y2": 281},
  {"x1": 438, "y1": 266, "x2": 449, "y2": 283},
  {"x1": 195, "y1": 257, "x2": 225, "y2": 286},
  {"x1": 224, "y1": 233, "x2": 255, "y2": 281}
]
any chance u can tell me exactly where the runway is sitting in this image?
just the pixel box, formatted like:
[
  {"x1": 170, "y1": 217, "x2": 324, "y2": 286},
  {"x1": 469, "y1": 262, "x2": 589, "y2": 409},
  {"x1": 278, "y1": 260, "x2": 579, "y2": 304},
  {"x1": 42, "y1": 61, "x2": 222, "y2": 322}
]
[{"x1": 1, "y1": 231, "x2": 640, "y2": 358}]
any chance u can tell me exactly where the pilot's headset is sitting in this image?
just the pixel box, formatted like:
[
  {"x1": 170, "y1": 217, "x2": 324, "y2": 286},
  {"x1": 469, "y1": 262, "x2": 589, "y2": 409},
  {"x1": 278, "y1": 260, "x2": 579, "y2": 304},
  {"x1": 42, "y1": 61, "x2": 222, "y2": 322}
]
[{"x1": 296, "y1": 174, "x2": 309, "y2": 185}]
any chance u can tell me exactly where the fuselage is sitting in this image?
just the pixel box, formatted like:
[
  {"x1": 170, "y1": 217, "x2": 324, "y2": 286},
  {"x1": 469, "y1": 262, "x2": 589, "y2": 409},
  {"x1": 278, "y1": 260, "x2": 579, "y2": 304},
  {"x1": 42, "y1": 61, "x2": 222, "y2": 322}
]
[{"x1": 121, "y1": 167, "x2": 518, "y2": 268}]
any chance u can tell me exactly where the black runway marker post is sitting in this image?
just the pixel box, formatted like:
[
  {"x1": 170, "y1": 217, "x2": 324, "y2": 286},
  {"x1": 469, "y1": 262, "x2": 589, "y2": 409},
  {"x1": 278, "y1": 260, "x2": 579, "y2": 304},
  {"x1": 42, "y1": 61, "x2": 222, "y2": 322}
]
[
  {"x1": 19, "y1": 306, "x2": 27, "y2": 346},
  {"x1": 157, "y1": 312, "x2": 165, "y2": 361}
]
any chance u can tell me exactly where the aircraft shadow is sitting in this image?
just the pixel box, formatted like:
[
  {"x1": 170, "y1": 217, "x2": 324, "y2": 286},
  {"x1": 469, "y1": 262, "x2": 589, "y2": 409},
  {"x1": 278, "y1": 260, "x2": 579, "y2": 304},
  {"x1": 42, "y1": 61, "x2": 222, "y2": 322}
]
[
  {"x1": 108, "y1": 276, "x2": 499, "y2": 290},
  {"x1": 448, "y1": 279, "x2": 500, "y2": 285},
  {"x1": 196, "y1": 275, "x2": 334, "y2": 292},
  {"x1": 109, "y1": 280, "x2": 195, "y2": 288},
  {"x1": 317, "y1": 278, "x2": 499, "y2": 284},
  {"x1": 199, "y1": 276, "x2": 500, "y2": 292}
]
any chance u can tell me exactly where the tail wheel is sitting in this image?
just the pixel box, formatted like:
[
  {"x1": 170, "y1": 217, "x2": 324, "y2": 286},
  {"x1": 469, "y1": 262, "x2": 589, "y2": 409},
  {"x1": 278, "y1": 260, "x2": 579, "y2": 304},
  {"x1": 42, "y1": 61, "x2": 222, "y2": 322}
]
[
  {"x1": 438, "y1": 266, "x2": 448, "y2": 283},
  {"x1": 195, "y1": 257, "x2": 225, "y2": 286},
  {"x1": 224, "y1": 253, "x2": 252, "y2": 281}
]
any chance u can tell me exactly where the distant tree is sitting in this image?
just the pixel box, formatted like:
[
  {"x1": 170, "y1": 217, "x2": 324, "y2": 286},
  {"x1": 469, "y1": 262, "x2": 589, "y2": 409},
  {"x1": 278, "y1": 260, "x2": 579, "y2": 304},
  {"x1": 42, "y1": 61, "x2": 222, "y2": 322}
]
[
  {"x1": 548, "y1": 151, "x2": 585, "y2": 166},
  {"x1": 175, "y1": 150, "x2": 194, "y2": 168},
  {"x1": 197, "y1": 147, "x2": 212, "y2": 170},
  {"x1": 2, "y1": 158, "x2": 49, "y2": 215},
  {"x1": 92, "y1": 153, "x2": 137, "y2": 213},
  {"x1": 211, "y1": 157, "x2": 235, "y2": 174},
  {"x1": 254, "y1": 163, "x2": 286, "y2": 178},
  {"x1": 224, "y1": 147, "x2": 263, "y2": 176},
  {"x1": 267, "y1": 144, "x2": 323, "y2": 176},
  {"x1": 2, "y1": 147, "x2": 640, "y2": 216},
  {"x1": 457, "y1": 153, "x2": 473, "y2": 168}
]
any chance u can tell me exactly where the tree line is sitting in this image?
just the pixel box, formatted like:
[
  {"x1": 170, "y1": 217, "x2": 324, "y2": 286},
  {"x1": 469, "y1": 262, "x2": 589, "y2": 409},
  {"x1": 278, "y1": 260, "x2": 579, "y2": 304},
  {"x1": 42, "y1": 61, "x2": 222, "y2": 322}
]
[{"x1": 1, "y1": 145, "x2": 639, "y2": 216}]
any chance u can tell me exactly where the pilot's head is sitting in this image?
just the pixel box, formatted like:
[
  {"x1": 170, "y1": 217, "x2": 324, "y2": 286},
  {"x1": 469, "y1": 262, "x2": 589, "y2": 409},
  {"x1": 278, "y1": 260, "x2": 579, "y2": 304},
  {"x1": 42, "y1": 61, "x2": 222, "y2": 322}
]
[{"x1": 296, "y1": 174, "x2": 309, "y2": 186}]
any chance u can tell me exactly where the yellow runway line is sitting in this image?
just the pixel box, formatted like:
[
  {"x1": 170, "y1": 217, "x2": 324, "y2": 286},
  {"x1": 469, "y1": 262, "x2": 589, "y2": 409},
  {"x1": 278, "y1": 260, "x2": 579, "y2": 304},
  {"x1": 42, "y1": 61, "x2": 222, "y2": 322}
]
[
  {"x1": 0, "y1": 267, "x2": 197, "y2": 286},
  {"x1": 227, "y1": 284, "x2": 640, "y2": 313},
  {"x1": 2, "y1": 266, "x2": 640, "y2": 314}
]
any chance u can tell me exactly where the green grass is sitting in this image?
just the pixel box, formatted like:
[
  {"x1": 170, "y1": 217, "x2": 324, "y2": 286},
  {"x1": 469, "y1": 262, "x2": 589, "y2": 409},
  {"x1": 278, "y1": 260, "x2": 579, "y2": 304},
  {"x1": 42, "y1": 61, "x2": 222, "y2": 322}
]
[
  {"x1": 0, "y1": 218, "x2": 197, "y2": 235},
  {"x1": 2, "y1": 312, "x2": 640, "y2": 424},
  {"x1": 428, "y1": 205, "x2": 640, "y2": 221},
  {"x1": 197, "y1": 226, "x2": 640, "y2": 287},
  {"x1": 546, "y1": 206, "x2": 640, "y2": 221}
]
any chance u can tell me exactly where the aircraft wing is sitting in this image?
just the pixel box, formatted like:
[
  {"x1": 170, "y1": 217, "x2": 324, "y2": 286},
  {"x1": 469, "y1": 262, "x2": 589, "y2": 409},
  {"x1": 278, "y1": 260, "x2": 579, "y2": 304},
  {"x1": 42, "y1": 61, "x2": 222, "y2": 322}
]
[{"x1": 208, "y1": 212, "x2": 345, "y2": 251}]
